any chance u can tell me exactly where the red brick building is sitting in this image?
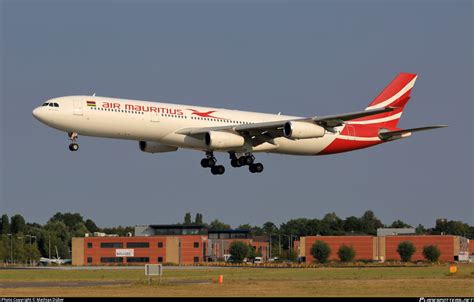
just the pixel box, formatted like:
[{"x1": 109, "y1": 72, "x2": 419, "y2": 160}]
[
  {"x1": 72, "y1": 235, "x2": 207, "y2": 265},
  {"x1": 72, "y1": 225, "x2": 269, "y2": 266},
  {"x1": 299, "y1": 236, "x2": 375, "y2": 262},
  {"x1": 297, "y1": 235, "x2": 468, "y2": 263}
]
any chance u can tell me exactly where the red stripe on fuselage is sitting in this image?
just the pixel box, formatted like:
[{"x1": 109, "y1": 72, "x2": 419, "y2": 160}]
[
  {"x1": 319, "y1": 138, "x2": 381, "y2": 155},
  {"x1": 319, "y1": 124, "x2": 383, "y2": 155}
]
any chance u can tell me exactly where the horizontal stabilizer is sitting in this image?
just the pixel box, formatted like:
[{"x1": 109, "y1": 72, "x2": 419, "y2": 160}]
[{"x1": 378, "y1": 125, "x2": 448, "y2": 141}]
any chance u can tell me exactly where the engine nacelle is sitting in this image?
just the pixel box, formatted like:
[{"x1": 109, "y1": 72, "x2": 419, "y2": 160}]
[
  {"x1": 204, "y1": 131, "x2": 245, "y2": 149},
  {"x1": 139, "y1": 141, "x2": 178, "y2": 153},
  {"x1": 283, "y1": 121, "x2": 325, "y2": 139}
]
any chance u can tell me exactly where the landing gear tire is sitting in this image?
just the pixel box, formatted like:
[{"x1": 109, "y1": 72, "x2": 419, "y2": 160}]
[
  {"x1": 231, "y1": 159, "x2": 241, "y2": 168},
  {"x1": 249, "y1": 163, "x2": 263, "y2": 173},
  {"x1": 238, "y1": 155, "x2": 254, "y2": 166},
  {"x1": 68, "y1": 132, "x2": 79, "y2": 151},
  {"x1": 201, "y1": 157, "x2": 216, "y2": 168},
  {"x1": 69, "y1": 143, "x2": 79, "y2": 152},
  {"x1": 211, "y1": 165, "x2": 225, "y2": 175}
]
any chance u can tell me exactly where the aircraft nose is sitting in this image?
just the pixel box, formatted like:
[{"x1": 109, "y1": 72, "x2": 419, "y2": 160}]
[
  {"x1": 32, "y1": 107, "x2": 40, "y2": 118},
  {"x1": 32, "y1": 106, "x2": 47, "y2": 122}
]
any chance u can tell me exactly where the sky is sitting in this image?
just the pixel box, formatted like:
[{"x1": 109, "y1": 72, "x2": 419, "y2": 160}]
[{"x1": 0, "y1": 0, "x2": 472, "y2": 229}]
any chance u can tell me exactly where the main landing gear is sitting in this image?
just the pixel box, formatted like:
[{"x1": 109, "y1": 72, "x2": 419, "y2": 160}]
[
  {"x1": 200, "y1": 151, "x2": 225, "y2": 175},
  {"x1": 229, "y1": 153, "x2": 264, "y2": 174},
  {"x1": 68, "y1": 132, "x2": 79, "y2": 151},
  {"x1": 201, "y1": 152, "x2": 264, "y2": 175}
]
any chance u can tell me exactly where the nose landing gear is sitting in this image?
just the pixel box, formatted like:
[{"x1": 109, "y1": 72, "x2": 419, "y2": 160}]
[{"x1": 68, "y1": 132, "x2": 79, "y2": 151}]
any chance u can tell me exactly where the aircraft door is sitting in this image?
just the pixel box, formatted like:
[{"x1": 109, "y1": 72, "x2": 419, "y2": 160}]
[
  {"x1": 73, "y1": 100, "x2": 83, "y2": 115},
  {"x1": 346, "y1": 125, "x2": 356, "y2": 140}
]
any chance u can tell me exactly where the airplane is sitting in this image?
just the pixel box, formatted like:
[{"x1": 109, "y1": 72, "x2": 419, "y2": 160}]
[
  {"x1": 39, "y1": 247, "x2": 71, "y2": 265},
  {"x1": 32, "y1": 73, "x2": 446, "y2": 175}
]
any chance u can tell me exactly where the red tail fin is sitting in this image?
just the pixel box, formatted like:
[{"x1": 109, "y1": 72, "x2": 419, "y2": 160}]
[{"x1": 350, "y1": 73, "x2": 417, "y2": 128}]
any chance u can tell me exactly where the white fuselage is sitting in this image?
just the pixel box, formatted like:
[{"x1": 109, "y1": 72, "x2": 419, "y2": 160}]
[{"x1": 32, "y1": 95, "x2": 351, "y2": 155}]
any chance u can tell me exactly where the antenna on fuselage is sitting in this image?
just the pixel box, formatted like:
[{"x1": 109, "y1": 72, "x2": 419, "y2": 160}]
[
  {"x1": 277, "y1": 112, "x2": 281, "y2": 115},
  {"x1": 92, "y1": 93, "x2": 96, "y2": 97}
]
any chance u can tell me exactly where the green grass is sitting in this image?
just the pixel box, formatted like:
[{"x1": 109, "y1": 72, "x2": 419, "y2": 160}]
[
  {"x1": 2, "y1": 264, "x2": 473, "y2": 282},
  {"x1": 1, "y1": 263, "x2": 474, "y2": 297}
]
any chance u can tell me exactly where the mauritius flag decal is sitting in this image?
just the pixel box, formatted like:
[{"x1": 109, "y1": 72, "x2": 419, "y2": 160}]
[{"x1": 87, "y1": 101, "x2": 96, "y2": 107}]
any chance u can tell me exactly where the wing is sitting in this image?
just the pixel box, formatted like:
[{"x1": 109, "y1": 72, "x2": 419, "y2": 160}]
[{"x1": 176, "y1": 107, "x2": 394, "y2": 144}]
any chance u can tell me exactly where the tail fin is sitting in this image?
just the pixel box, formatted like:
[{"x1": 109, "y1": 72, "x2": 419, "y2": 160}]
[{"x1": 350, "y1": 73, "x2": 417, "y2": 128}]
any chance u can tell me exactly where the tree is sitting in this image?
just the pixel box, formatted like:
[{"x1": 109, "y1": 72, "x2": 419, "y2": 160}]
[
  {"x1": 343, "y1": 216, "x2": 361, "y2": 233},
  {"x1": 228, "y1": 241, "x2": 250, "y2": 263},
  {"x1": 101, "y1": 225, "x2": 134, "y2": 237},
  {"x1": 24, "y1": 243, "x2": 41, "y2": 263},
  {"x1": 390, "y1": 220, "x2": 412, "y2": 228},
  {"x1": 0, "y1": 236, "x2": 7, "y2": 262},
  {"x1": 72, "y1": 223, "x2": 89, "y2": 237},
  {"x1": 433, "y1": 219, "x2": 469, "y2": 236},
  {"x1": 359, "y1": 210, "x2": 384, "y2": 235},
  {"x1": 248, "y1": 244, "x2": 258, "y2": 259},
  {"x1": 397, "y1": 241, "x2": 416, "y2": 262},
  {"x1": 423, "y1": 245, "x2": 441, "y2": 262},
  {"x1": 208, "y1": 219, "x2": 231, "y2": 231},
  {"x1": 280, "y1": 218, "x2": 313, "y2": 237},
  {"x1": 445, "y1": 221, "x2": 470, "y2": 236},
  {"x1": 262, "y1": 222, "x2": 278, "y2": 235},
  {"x1": 49, "y1": 212, "x2": 84, "y2": 232},
  {"x1": 10, "y1": 214, "x2": 26, "y2": 234},
  {"x1": 44, "y1": 220, "x2": 70, "y2": 259},
  {"x1": 237, "y1": 224, "x2": 253, "y2": 231},
  {"x1": 84, "y1": 219, "x2": 99, "y2": 233},
  {"x1": 415, "y1": 224, "x2": 427, "y2": 234},
  {"x1": 320, "y1": 212, "x2": 344, "y2": 235},
  {"x1": 310, "y1": 240, "x2": 331, "y2": 263},
  {"x1": 184, "y1": 213, "x2": 192, "y2": 225},
  {"x1": 1, "y1": 214, "x2": 10, "y2": 234},
  {"x1": 337, "y1": 244, "x2": 356, "y2": 262},
  {"x1": 194, "y1": 213, "x2": 203, "y2": 225}
]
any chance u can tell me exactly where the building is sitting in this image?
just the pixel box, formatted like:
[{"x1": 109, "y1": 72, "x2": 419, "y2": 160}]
[
  {"x1": 134, "y1": 224, "x2": 207, "y2": 237},
  {"x1": 72, "y1": 225, "x2": 269, "y2": 266},
  {"x1": 207, "y1": 230, "x2": 269, "y2": 261},
  {"x1": 298, "y1": 236, "x2": 376, "y2": 262},
  {"x1": 297, "y1": 234, "x2": 469, "y2": 263},
  {"x1": 377, "y1": 228, "x2": 416, "y2": 236},
  {"x1": 381, "y1": 235, "x2": 466, "y2": 262}
]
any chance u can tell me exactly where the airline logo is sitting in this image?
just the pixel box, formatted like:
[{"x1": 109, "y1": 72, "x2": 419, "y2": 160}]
[
  {"x1": 187, "y1": 109, "x2": 224, "y2": 119},
  {"x1": 101, "y1": 101, "x2": 183, "y2": 115},
  {"x1": 87, "y1": 101, "x2": 96, "y2": 107}
]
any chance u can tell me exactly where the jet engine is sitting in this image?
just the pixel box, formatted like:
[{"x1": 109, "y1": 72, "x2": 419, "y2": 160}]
[
  {"x1": 204, "y1": 131, "x2": 245, "y2": 149},
  {"x1": 283, "y1": 121, "x2": 325, "y2": 139},
  {"x1": 139, "y1": 141, "x2": 178, "y2": 153}
]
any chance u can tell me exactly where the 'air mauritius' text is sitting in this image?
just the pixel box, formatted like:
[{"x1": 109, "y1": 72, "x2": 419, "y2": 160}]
[{"x1": 102, "y1": 101, "x2": 183, "y2": 115}]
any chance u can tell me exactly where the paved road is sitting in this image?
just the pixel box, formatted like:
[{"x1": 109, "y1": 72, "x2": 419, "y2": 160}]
[
  {"x1": 0, "y1": 265, "x2": 227, "y2": 270},
  {"x1": 0, "y1": 281, "x2": 131, "y2": 288}
]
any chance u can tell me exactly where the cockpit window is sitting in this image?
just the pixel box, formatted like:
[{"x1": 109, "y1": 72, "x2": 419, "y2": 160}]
[
  {"x1": 53, "y1": 103, "x2": 59, "y2": 107},
  {"x1": 49, "y1": 103, "x2": 54, "y2": 107},
  {"x1": 42, "y1": 103, "x2": 49, "y2": 106}
]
